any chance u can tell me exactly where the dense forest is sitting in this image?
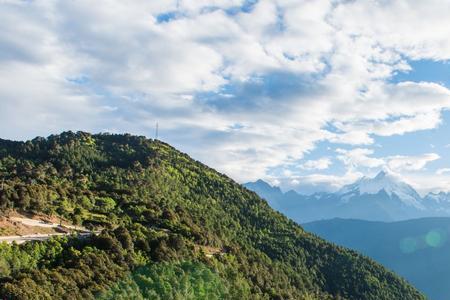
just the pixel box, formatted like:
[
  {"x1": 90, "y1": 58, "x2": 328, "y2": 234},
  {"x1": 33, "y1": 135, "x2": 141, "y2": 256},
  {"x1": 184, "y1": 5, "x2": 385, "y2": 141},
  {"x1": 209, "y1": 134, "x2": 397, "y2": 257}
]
[{"x1": 0, "y1": 132, "x2": 425, "y2": 299}]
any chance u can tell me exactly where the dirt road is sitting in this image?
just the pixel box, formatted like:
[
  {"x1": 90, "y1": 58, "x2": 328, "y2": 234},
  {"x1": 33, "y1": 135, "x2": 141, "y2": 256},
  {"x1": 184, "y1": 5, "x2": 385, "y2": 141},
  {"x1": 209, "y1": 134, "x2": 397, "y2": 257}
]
[{"x1": 1, "y1": 216, "x2": 94, "y2": 244}]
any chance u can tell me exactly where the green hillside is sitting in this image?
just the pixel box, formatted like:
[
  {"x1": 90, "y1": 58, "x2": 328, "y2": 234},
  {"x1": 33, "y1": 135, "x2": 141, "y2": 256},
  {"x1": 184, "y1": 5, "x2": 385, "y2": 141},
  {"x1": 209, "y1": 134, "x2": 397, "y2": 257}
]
[{"x1": 0, "y1": 132, "x2": 425, "y2": 299}]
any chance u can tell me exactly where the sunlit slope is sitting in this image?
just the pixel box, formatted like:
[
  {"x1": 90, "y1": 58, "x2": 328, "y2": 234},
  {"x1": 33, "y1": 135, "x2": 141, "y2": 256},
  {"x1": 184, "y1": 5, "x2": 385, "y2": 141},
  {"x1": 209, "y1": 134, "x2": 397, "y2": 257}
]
[{"x1": 0, "y1": 132, "x2": 424, "y2": 299}]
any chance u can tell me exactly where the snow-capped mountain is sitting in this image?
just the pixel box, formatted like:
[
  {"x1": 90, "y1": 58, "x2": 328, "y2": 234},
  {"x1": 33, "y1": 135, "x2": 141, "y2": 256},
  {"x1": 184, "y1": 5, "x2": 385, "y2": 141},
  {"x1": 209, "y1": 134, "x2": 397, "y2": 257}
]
[
  {"x1": 424, "y1": 192, "x2": 450, "y2": 203},
  {"x1": 338, "y1": 170, "x2": 424, "y2": 209},
  {"x1": 423, "y1": 192, "x2": 450, "y2": 214},
  {"x1": 245, "y1": 171, "x2": 450, "y2": 223}
]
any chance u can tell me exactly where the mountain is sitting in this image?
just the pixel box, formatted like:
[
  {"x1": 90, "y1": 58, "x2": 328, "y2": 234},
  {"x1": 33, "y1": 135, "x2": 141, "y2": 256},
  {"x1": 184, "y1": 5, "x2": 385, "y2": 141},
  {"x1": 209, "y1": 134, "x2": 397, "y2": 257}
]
[
  {"x1": 425, "y1": 191, "x2": 450, "y2": 203},
  {"x1": 303, "y1": 217, "x2": 450, "y2": 300},
  {"x1": 0, "y1": 132, "x2": 424, "y2": 299},
  {"x1": 245, "y1": 171, "x2": 449, "y2": 223},
  {"x1": 338, "y1": 170, "x2": 424, "y2": 209},
  {"x1": 242, "y1": 179, "x2": 285, "y2": 210},
  {"x1": 423, "y1": 192, "x2": 450, "y2": 214}
]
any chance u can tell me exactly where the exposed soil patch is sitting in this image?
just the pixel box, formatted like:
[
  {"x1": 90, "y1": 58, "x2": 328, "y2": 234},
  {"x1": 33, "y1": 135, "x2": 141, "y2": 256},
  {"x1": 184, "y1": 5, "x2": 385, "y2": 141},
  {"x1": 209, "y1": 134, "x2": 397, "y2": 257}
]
[
  {"x1": 195, "y1": 245, "x2": 225, "y2": 258},
  {"x1": 0, "y1": 216, "x2": 57, "y2": 236},
  {"x1": 0, "y1": 211, "x2": 84, "y2": 237}
]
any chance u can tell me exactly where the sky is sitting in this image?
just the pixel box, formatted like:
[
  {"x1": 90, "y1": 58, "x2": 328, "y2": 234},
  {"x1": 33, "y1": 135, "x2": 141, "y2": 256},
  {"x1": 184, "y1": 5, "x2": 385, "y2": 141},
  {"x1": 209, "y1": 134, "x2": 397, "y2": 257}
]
[{"x1": 1, "y1": 0, "x2": 450, "y2": 194}]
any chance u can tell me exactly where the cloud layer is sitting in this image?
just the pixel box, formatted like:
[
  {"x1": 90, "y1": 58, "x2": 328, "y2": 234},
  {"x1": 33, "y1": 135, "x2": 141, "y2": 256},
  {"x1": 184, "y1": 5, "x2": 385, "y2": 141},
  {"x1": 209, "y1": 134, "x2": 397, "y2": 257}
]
[{"x1": 1, "y1": 0, "x2": 450, "y2": 191}]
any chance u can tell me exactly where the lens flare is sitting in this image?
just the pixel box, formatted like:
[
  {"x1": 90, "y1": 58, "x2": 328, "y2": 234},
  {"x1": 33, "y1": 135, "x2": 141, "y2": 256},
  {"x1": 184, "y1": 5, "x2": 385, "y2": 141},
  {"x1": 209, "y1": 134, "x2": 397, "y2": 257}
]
[
  {"x1": 425, "y1": 229, "x2": 446, "y2": 248},
  {"x1": 400, "y1": 237, "x2": 417, "y2": 254}
]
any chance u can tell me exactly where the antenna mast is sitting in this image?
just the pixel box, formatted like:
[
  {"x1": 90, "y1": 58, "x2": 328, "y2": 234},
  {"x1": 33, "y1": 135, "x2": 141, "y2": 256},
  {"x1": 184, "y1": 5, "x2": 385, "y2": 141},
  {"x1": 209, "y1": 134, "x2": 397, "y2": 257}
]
[{"x1": 155, "y1": 122, "x2": 159, "y2": 140}]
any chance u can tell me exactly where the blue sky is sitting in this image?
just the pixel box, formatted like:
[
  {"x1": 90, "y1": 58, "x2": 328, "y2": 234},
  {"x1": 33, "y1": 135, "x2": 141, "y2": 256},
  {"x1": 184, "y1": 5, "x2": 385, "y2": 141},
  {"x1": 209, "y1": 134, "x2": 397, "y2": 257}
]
[
  {"x1": 392, "y1": 60, "x2": 450, "y2": 87},
  {"x1": 1, "y1": 0, "x2": 450, "y2": 194}
]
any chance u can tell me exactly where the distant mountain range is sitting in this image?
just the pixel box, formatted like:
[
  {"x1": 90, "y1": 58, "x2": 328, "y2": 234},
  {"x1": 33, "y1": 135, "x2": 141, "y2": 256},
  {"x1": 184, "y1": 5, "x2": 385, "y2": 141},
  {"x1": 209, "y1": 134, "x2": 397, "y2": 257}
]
[
  {"x1": 245, "y1": 171, "x2": 450, "y2": 223},
  {"x1": 303, "y1": 217, "x2": 450, "y2": 300}
]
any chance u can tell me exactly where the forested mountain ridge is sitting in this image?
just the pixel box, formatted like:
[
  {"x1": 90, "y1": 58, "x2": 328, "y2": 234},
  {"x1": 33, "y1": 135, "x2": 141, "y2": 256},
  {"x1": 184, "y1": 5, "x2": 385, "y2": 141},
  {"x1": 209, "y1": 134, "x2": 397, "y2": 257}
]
[{"x1": 0, "y1": 132, "x2": 424, "y2": 299}]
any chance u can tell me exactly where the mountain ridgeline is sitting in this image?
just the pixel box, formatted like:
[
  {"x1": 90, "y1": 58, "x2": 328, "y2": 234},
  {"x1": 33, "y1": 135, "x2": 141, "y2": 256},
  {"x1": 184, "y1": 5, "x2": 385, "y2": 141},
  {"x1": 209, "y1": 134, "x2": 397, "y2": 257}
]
[
  {"x1": 245, "y1": 172, "x2": 450, "y2": 223},
  {"x1": 0, "y1": 132, "x2": 424, "y2": 299}
]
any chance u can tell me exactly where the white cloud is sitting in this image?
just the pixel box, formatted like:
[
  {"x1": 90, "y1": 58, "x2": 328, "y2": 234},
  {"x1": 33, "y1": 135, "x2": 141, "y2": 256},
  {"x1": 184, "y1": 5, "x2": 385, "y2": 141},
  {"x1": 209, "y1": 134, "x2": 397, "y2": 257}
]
[
  {"x1": 290, "y1": 179, "x2": 300, "y2": 185},
  {"x1": 330, "y1": 82, "x2": 449, "y2": 140},
  {"x1": 336, "y1": 148, "x2": 440, "y2": 171},
  {"x1": 387, "y1": 153, "x2": 440, "y2": 172},
  {"x1": 330, "y1": 0, "x2": 450, "y2": 60},
  {"x1": 336, "y1": 148, "x2": 384, "y2": 169},
  {"x1": 1, "y1": 0, "x2": 450, "y2": 186},
  {"x1": 437, "y1": 168, "x2": 450, "y2": 175},
  {"x1": 403, "y1": 173, "x2": 450, "y2": 195},
  {"x1": 300, "y1": 158, "x2": 332, "y2": 170},
  {"x1": 291, "y1": 170, "x2": 364, "y2": 191}
]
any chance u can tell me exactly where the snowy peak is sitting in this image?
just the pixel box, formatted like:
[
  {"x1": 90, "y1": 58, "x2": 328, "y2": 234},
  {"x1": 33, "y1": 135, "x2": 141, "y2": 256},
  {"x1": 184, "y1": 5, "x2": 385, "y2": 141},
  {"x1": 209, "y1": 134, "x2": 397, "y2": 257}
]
[
  {"x1": 338, "y1": 171, "x2": 423, "y2": 208},
  {"x1": 424, "y1": 192, "x2": 450, "y2": 203},
  {"x1": 246, "y1": 174, "x2": 450, "y2": 222},
  {"x1": 374, "y1": 170, "x2": 388, "y2": 179}
]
